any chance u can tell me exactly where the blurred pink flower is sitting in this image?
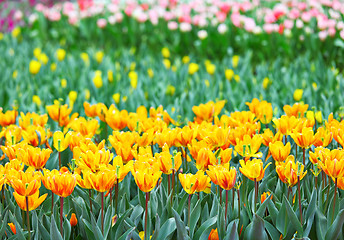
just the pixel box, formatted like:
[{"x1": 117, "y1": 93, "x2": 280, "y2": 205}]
[{"x1": 97, "y1": 18, "x2": 107, "y2": 28}]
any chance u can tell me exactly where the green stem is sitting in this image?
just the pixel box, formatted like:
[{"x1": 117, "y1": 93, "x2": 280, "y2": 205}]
[
  {"x1": 145, "y1": 192, "x2": 150, "y2": 240},
  {"x1": 237, "y1": 189, "x2": 241, "y2": 233},
  {"x1": 188, "y1": 194, "x2": 191, "y2": 231},
  {"x1": 101, "y1": 192, "x2": 104, "y2": 235},
  {"x1": 332, "y1": 178, "x2": 338, "y2": 224},
  {"x1": 60, "y1": 197, "x2": 64, "y2": 237},
  {"x1": 254, "y1": 178, "x2": 257, "y2": 213},
  {"x1": 26, "y1": 196, "x2": 31, "y2": 240},
  {"x1": 172, "y1": 169, "x2": 175, "y2": 206},
  {"x1": 115, "y1": 179, "x2": 119, "y2": 215},
  {"x1": 58, "y1": 151, "x2": 61, "y2": 170},
  {"x1": 302, "y1": 148, "x2": 305, "y2": 166},
  {"x1": 88, "y1": 189, "x2": 93, "y2": 213},
  {"x1": 225, "y1": 190, "x2": 228, "y2": 224},
  {"x1": 51, "y1": 193, "x2": 54, "y2": 214},
  {"x1": 297, "y1": 176, "x2": 302, "y2": 224}
]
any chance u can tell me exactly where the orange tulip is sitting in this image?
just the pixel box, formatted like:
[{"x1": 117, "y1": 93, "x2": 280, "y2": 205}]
[
  {"x1": 283, "y1": 103, "x2": 308, "y2": 117},
  {"x1": 13, "y1": 190, "x2": 47, "y2": 211},
  {"x1": 86, "y1": 169, "x2": 117, "y2": 192},
  {"x1": 206, "y1": 164, "x2": 236, "y2": 190},
  {"x1": 239, "y1": 158, "x2": 271, "y2": 182},
  {"x1": 17, "y1": 145, "x2": 52, "y2": 170},
  {"x1": 313, "y1": 127, "x2": 333, "y2": 147},
  {"x1": 70, "y1": 213, "x2": 78, "y2": 227},
  {"x1": 192, "y1": 100, "x2": 225, "y2": 123},
  {"x1": 43, "y1": 167, "x2": 78, "y2": 197},
  {"x1": 261, "y1": 192, "x2": 272, "y2": 203},
  {"x1": 208, "y1": 228, "x2": 219, "y2": 240},
  {"x1": 8, "y1": 168, "x2": 42, "y2": 197},
  {"x1": 67, "y1": 117, "x2": 99, "y2": 138},
  {"x1": 106, "y1": 108, "x2": 129, "y2": 130},
  {"x1": 131, "y1": 161, "x2": 162, "y2": 192},
  {"x1": 8, "y1": 223, "x2": 16, "y2": 234},
  {"x1": 19, "y1": 112, "x2": 48, "y2": 130},
  {"x1": 246, "y1": 98, "x2": 273, "y2": 124},
  {"x1": 269, "y1": 141, "x2": 291, "y2": 162},
  {"x1": 156, "y1": 144, "x2": 182, "y2": 174},
  {"x1": 290, "y1": 127, "x2": 315, "y2": 149},
  {"x1": 0, "y1": 110, "x2": 18, "y2": 127},
  {"x1": 83, "y1": 102, "x2": 98, "y2": 118},
  {"x1": 276, "y1": 155, "x2": 307, "y2": 187},
  {"x1": 318, "y1": 149, "x2": 344, "y2": 179},
  {"x1": 179, "y1": 170, "x2": 211, "y2": 194},
  {"x1": 46, "y1": 101, "x2": 78, "y2": 127}
]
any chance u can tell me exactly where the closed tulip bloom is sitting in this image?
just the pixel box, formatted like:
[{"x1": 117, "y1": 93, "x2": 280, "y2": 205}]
[
  {"x1": 208, "y1": 228, "x2": 219, "y2": 240},
  {"x1": 207, "y1": 164, "x2": 236, "y2": 190},
  {"x1": 8, "y1": 168, "x2": 42, "y2": 197},
  {"x1": 0, "y1": 110, "x2": 18, "y2": 127},
  {"x1": 239, "y1": 158, "x2": 271, "y2": 182},
  {"x1": 86, "y1": 169, "x2": 117, "y2": 192},
  {"x1": 17, "y1": 145, "x2": 52, "y2": 170},
  {"x1": 261, "y1": 192, "x2": 272, "y2": 203},
  {"x1": 8, "y1": 223, "x2": 16, "y2": 234},
  {"x1": 132, "y1": 161, "x2": 162, "y2": 192},
  {"x1": 43, "y1": 167, "x2": 78, "y2": 197},
  {"x1": 70, "y1": 213, "x2": 78, "y2": 227},
  {"x1": 83, "y1": 102, "x2": 98, "y2": 118},
  {"x1": 13, "y1": 191, "x2": 47, "y2": 211},
  {"x1": 29, "y1": 60, "x2": 41, "y2": 75},
  {"x1": 269, "y1": 141, "x2": 291, "y2": 162},
  {"x1": 290, "y1": 127, "x2": 315, "y2": 148}
]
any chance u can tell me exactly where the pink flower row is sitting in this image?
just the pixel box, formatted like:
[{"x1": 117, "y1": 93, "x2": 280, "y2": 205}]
[{"x1": 32, "y1": 0, "x2": 344, "y2": 41}]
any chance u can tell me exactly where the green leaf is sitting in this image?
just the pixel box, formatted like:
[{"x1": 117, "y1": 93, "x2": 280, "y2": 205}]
[
  {"x1": 276, "y1": 197, "x2": 288, "y2": 237},
  {"x1": 156, "y1": 218, "x2": 176, "y2": 239},
  {"x1": 114, "y1": 208, "x2": 133, "y2": 239},
  {"x1": 63, "y1": 214, "x2": 72, "y2": 240},
  {"x1": 193, "y1": 216, "x2": 217, "y2": 240},
  {"x1": 90, "y1": 212, "x2": 105, "y2": 240},
  {"x1": 256, "y1": 194, "x2": 272, "y2": 218},
  {"x1": 244, "y1": 213, "x2": 268, "y2": 240},
  {"x1": 284, "y1": 195, "x2": 303, "y2": 237},
  {"x1": 189, "y1": 199, "x2": 201, "y2": 239},
  {"x1": 225, "y1": 221, "x2": 239, "y2": 240},
  {"x1": 325, "y1": 209, "x2": 344, "y2": 240},
  {"x1": 50, "y1": 214, "x2": 63, "y2": 240},
  {"x1": 0, "y1": 211, "x2": 8, "y2": 239},
  {"x1": 172, "y1": 208, "x2": 190, "y2": 240},
  {"x1": 264, "y1": 220, "x2": 281, "y2": 240},
  {"x1": 315, "y1": 208, "x2": 327, "y2": 240},
  {"x1": 117, "y1": 227, "x2": 136, "y2": 240},
  {"x1": 150, "y1": 214, "x2": 160, "y2": 240}
]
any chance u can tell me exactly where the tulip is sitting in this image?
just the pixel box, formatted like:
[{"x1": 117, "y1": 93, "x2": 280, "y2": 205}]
[
  {"x1": 70, "y1": 213, "x2": 78, "y2": 227},
  {"x1": 17, "y1": 145, "x2": 52, "y2": 170},
  {"x1": 269, "y1": 141, "x2": 291, "y2": 162}
]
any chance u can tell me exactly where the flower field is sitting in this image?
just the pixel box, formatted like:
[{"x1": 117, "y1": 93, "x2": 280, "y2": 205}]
[{"x1": 1, "y1": 1, "x2": 344, "y2": 240}]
